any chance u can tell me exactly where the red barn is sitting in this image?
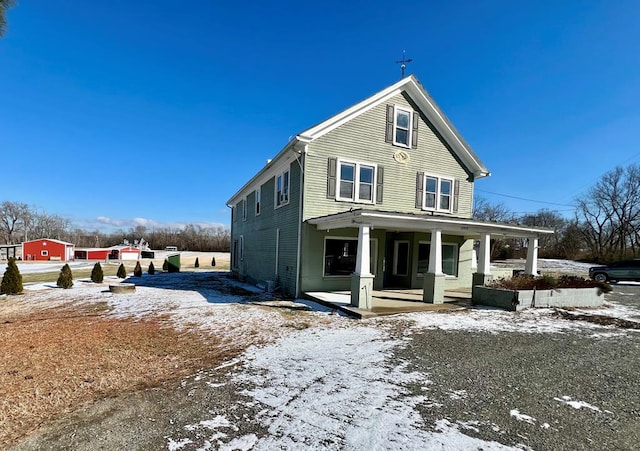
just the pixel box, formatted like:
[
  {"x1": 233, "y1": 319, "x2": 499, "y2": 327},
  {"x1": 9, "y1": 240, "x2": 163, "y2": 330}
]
[
  {"x1": 23, "y1": 239, "x2": 75, "y2": 262},
  {"x1": 109, "y1": 245, "x2": 141, "y2": 261},
  {"x1": 74, "y1": 248, "x2": 112, "y2": 260}
]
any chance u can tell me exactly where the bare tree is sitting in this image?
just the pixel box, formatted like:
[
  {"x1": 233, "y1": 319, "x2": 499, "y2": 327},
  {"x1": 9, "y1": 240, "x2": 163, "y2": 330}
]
[
  {"x1": 0, "y1": 0, "x2": 16, "y2": 38},
  {"x1": 0, "y1": 201, "x2": 30, "y2": 244}
]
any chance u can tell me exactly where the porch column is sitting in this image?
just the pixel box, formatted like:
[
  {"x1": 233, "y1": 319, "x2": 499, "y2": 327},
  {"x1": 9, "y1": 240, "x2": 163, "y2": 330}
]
[
  {"x1": 351, "y1": 225, "x2": 374, "y2": 310},
  {"x1": 524, "y1": 237, "x2": 539, "y2": 275},
  {"x1": 423, "y1": 228, "x2": 446, "y2": 304},
  {"x1": 472, "y1": 233, "x2": 492, "y2": 299}
]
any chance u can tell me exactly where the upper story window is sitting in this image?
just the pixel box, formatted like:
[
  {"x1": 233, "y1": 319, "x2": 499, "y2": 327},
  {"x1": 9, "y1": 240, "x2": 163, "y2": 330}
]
[
  {"x1": 275, "y1": 168, "x2": 290, "y2": 208},
  {"x1": 386, "y1": 105, "x2": 418, "y2": 149},
  {"x1": 394, "y1": 107, "x2": 412, "y2": 147},
  {"x1": 417, "y1": 172, "x2": 457, "y2": 213},
  {"x1": 337, "y1": 159, "x2": 376, "y2": 203},
  {"x1": 242, "y1": 197, "x2": 247, "y2": 221},
  {"x1": 255, "y1": 187, "x2": 261, "y2": 216}
]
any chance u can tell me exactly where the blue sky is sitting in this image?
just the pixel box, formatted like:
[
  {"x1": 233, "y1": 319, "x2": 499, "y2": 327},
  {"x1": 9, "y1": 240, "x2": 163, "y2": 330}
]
[{"x1": 1, "y1": 0, "x2": 639, "y2": 230}]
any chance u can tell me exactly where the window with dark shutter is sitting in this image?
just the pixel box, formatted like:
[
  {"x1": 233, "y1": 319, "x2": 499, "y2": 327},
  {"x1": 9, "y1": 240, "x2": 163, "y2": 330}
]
[
  {"x1": 327, "y1": 157, "x2": 337, "y2": 198},
  {"x1": 376, "y1": 166, "x2": 384, "y2": 204},
  {"x1": 411, "y1": 112, "x2": 419, "y2": 149},
  {"x1": 453, "y1": 179, "x2": 460, "y2": 214},
  {"x1": 415, "y1": 172, "x2": 424, "y2": 208},
  {"x1": 385, "y1": 105, "x2": 394, "y2": 143}
]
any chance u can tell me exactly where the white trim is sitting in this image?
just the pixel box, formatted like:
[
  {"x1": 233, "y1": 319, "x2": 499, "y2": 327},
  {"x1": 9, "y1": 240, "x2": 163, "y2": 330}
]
[
  {"x1": 421, "y1": 173, "x2": 454, "y2": 213},
  {"x1": 393, "y1": 106, "x2": 412, "y2": 148},
  {"x1": 255, "y1": 187, "x2": 261, "y2": 216},
  {"x1": 416, "y1": 240, "x2": 459, "y2": 277},
  {"x1": 392, "y1": 240, "x2": 410, "y2": 276},
  {"x1": 274, "y1": 166, "x2": 291, "y2": 209},
  {"x1": 336, "y1": 158, "x2": 377, "y2": 204},
  {"x1": 41, "y1": 250, "x2": 49, "y2": 257}
]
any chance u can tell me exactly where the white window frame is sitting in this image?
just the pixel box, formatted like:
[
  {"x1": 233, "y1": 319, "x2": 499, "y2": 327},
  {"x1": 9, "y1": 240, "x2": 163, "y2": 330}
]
[
  {"x1": 393, "y1": 106, "x2": 413, "y2": 148},
  {"x1": 255, "y1": 187, "x2": 261, "y2": 216},
  {"x1": 422, "y1": 173, "x2": 454, "y2": 213},
  {"x1": 417, "y1": 240, "x2": 459, "y2": 277},
  {"x1": 336, "y1": 158, "x2": 377, "y2": 204},
  {"x1": 41, "y1": 250, "x2": 48, "y2": 257},
  {"x1": 275, "y1": 167, "x2": 290, "y2": 208},
  {"x1": 392, "y1": 240, "x2": 410, "y2": 276},
  {"x1": 322, "y1": 236, "x2": 378, "y2": 278},
  {"x1": 242, "y1": 197, "x2": 247, "y2": 221}
]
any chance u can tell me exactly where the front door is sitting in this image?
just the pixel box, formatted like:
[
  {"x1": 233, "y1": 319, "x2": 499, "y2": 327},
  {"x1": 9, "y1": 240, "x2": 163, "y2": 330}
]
[{"x1": 384, "y1": 233, "x2": 412, "y2": 288}]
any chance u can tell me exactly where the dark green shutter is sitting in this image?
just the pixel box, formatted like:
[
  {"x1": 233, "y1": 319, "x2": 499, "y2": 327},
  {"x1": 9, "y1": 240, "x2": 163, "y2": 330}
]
[
  {"x1": 327, "y1": 157, "x2": 337, "y2": 198},
  {"x1": 453, "y1": 179, "x2": 460, "y2": 214},
  {"x1": 415, "y1": 172, "x2": 424, "y2": 208},
  {"x1": 411, "y1": 111, "x2": 419, "y2": 149},
  {"x1": 385, "y1": 105, "x2": 394, "y2": 143},
  {"x1": 376, "y1": 166, "x2": 384, "y2": 204}
]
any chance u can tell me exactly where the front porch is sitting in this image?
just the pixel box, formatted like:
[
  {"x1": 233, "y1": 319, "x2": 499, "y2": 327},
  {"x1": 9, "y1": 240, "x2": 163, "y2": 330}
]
[
  {"x1": 305, "y1": 288, "x2": 471, "y2": 319},
  {"x1": 307, "y1": 209, "x2": 554, "y2": 311}
]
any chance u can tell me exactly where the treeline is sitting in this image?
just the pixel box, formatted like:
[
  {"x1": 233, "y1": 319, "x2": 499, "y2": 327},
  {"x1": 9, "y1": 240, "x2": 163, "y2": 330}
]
[
  {"x1": 475, "y1": 163, "x2": 640, "y2": 263},
  {"x1": 0, "y1": 201, "x2": 230, "y2": 252}
]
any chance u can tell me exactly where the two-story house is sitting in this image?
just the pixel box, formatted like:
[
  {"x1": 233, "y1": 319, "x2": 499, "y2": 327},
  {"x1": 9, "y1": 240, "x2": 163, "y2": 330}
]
[{"x1": 227, "y1": 75, "x2": 552, "y2": 309}]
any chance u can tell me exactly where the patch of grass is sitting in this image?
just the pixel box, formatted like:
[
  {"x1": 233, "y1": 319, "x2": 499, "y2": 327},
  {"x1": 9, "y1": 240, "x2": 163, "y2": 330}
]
[
  {"x1": 283, "y1": 321, "x2": 310, "y2": 330},
  {"x1": 0, "y1": 305, "x2": 242, "y2": 447}
]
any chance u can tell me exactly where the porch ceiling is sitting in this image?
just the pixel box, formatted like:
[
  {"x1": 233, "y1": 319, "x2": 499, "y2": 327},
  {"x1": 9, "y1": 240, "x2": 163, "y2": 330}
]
[{"x1": 308, "y1": 209, "x2": 554, "y2": 239}]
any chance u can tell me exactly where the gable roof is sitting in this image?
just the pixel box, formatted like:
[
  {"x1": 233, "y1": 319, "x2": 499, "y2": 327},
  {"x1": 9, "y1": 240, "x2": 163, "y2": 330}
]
[
  {"x1": 23, "y1": 238, "x2": 75, "y2": 246},
  {"x1": 227, "y1": 75, "x2": 489, "y2": 206}
]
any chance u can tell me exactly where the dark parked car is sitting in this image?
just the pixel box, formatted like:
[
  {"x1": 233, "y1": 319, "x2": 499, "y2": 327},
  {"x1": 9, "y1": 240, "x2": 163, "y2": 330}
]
[{"x1": 589, "y1": 259, "x2": 640, "y2": 282}]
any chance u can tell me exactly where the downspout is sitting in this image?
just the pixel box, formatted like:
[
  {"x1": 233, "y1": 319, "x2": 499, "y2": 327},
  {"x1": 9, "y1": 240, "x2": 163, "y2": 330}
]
[{"x1": 294, "y1": 144, "x2": 307, "y2": 298}]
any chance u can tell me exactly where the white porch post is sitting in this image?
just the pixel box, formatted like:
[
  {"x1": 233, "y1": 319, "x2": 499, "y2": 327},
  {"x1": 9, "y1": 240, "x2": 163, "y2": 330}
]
[
  {"x1": 351, "y1": 225, "x2": 374, "y2": 310},
  {"x1": 524, "y1": 237, "x2": 539, "y2": 275},
  {"x1": 477, "y1": 233, "x2": 491, "y2": 275},
  {"x1": 423, "y1": 228, "x2": 446, "y2": 304},
  {"x1": 472, "y1": 232, "x2": 493, "y2": 301}
]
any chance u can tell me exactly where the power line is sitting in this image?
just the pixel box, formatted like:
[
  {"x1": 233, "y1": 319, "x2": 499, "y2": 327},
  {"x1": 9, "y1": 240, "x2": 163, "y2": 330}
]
[{"x1": 476, "y1": 189, "x2": 576, "y2": 207}]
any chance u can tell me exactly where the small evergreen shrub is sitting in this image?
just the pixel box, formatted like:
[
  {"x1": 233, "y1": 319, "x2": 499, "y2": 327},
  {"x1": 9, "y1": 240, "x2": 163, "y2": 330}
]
[
  {"x1": 91, "y1": 262, "x2": 104, "y2": 283},
  {"x1": 211, "y1": 257, "x2": 216, "y2": 267},
  {"x1": 1, "y1": 257, "x2": 23, "y2": 295},
  {"x1": 148, "y1": 262, "x2": 155, "y2": 275},
  {"x1": 117, "y1": 263, "x2": 127, "y2": 279},
  {"x1": 57, "y1": 264, "x2": 74, "y2": 289},
  {"x1": 133, "y1": 261, "x2": 142, "y2": 277},
  {"x1": 162, "y1": 259, "x2": 168, "y2": 271},
  {"x1": 194, "y1": 257, "x2": 199, "y2": 268}
]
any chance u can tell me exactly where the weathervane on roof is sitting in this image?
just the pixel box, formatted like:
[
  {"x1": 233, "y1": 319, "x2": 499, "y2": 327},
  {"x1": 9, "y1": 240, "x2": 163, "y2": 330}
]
[{"x1": 395, "y1": 50, "x2": 413, "y2": 78}]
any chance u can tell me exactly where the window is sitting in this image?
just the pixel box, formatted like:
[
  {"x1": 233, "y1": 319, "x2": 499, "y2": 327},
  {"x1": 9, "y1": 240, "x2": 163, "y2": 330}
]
[
  {"x1": 323, "y1": 238, "x2": 376, "y2": 276},
  {"x1": 337, "y1": 160, "x2": 376, "y2": 203},
  {"x1": 239, "y1": 235, "x2": 244, "y2": 261},
  {"x1": 41, "y1": 250, "x2": 48, "y2": 257},
  {"x1": 417, "y1": 242, "x2": 458, "y2": 276},
  {"x1": 275, "y1": 168, "x2": 290, "y2": 207},
  {"x1": 242, "y1": 198, "x2": 247, "y2": 221},
  {"x1": 255, "y1": 187, "x2": 261, "y2": 216},
  {"x1": 422, "y1": 174, "x2": 453, "y2": 212},
  {"x1": 394, "y1": 107, "x2": 412, "y2": 147}
]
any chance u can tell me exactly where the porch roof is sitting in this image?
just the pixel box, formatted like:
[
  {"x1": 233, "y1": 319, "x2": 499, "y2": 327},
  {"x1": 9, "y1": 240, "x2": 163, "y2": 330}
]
[{"x1": 307, "y1": 209, "x2": 554, "y2": 239}]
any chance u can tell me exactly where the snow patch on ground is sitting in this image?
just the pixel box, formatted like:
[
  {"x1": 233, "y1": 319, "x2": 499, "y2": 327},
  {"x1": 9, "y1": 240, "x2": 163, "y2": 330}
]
[
  {"x1": 510, "y1": 409, "x2": 536, "y2": 424},
  {"x1": 554, "y1": 396, "x2": 604, "y2": 412}
]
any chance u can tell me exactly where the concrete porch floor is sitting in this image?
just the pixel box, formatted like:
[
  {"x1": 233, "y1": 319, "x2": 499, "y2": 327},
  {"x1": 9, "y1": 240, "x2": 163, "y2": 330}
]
[{"x1": 304, "y1": 288, "x2": 472, "y2": 319}]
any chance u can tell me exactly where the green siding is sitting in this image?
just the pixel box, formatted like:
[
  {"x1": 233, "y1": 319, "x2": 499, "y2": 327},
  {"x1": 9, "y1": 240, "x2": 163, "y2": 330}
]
[
  {"x1": 231, "y1": 162, "x2": 301, "y2": 296},
  {"x1": 303, "y1": 92, "x2": 474, "y2": 221}
]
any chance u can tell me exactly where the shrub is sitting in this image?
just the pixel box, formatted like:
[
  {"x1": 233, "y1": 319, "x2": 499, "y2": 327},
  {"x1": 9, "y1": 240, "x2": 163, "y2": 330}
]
[
  {"x1": 162, "y1": 259, "x2": 168, "y2": 271},
  {"x1": 148, "y1": 262, "x2": 155, "y2": 275},
  {"x1": 1, "y1": 257, "x2": 23, "y2": 295},
  {"x1": 91, "y1": 262, "x2": 104, "y2": 283},
  {"x1": 194, "y1": 257, "x2": 199, "y2": 268},
  {"x1": 133, "y1": 261, "x2": 142, "y2": 277},
  {"x1": 211, "y1": 257, "x2": 216, "y2": 267},
  {"x1": 117, "y1": 263, "x2": 127, "y2": 279},
  {"x1": 56, "y1": 264, "x2": 73, "y2": 289},
  {"x1": 489, "y1": 274, "x2": 612, "y2": 293}
]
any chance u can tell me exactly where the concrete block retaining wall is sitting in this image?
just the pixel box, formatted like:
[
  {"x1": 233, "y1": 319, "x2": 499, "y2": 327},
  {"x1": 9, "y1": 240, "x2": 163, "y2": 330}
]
[{"x1": 473, "y1": 286, "x2": 605, "y2": 311}]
